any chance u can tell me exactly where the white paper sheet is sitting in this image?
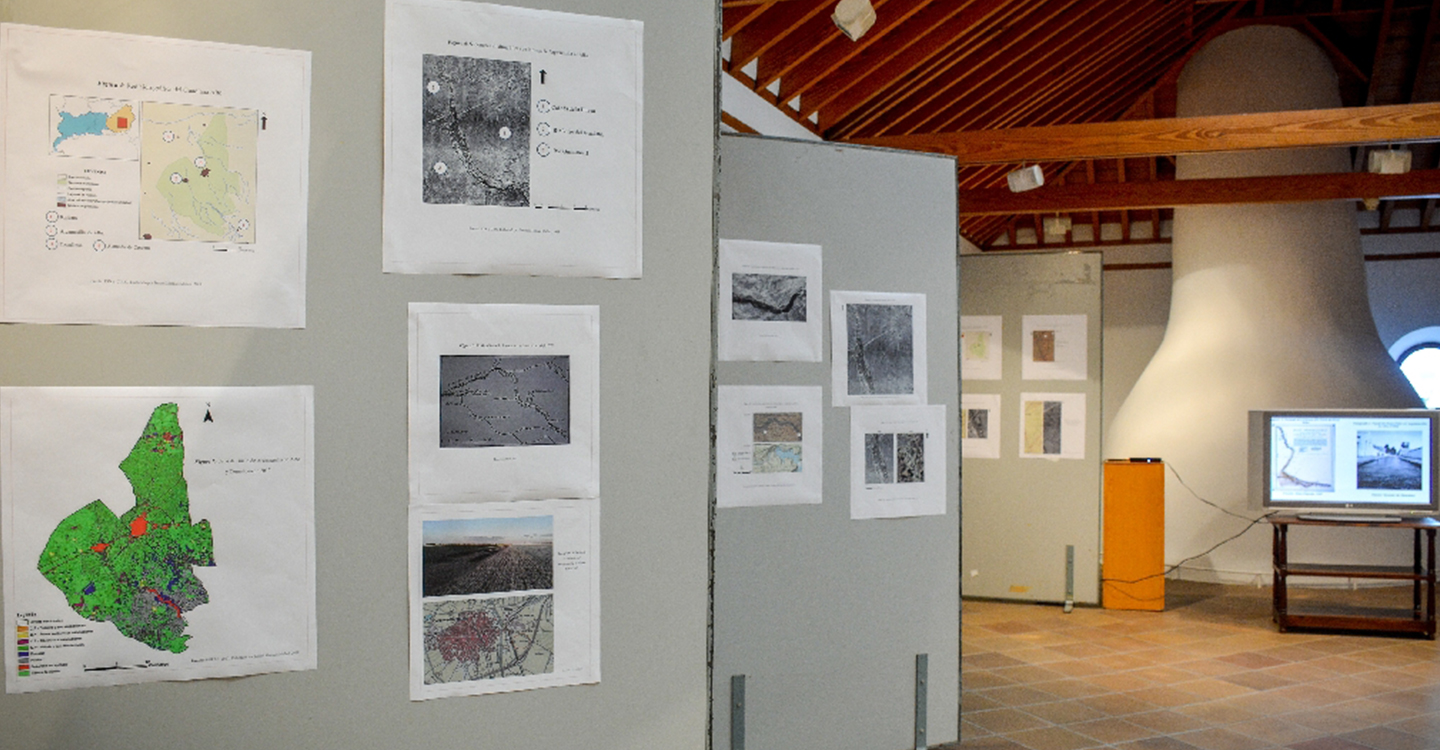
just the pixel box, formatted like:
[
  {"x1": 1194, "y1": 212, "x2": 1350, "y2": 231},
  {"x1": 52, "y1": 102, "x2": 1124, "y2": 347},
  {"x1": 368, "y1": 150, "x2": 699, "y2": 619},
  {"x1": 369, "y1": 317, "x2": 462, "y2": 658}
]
[
  {"x1": 0, "y1": 24, "x2": 310, "y2": 327},
  {"x1": 960, "y1": 393, "x2": 1001, "y2": 460},
  {"x1": 718, "y1": 239, "x2": 823, "y2": 362},
  {"x1": 410, "y1": 499, "x2": 598, "y2": 699},
  {"x1": 830, "y1": 290, "x2": 927, "y2": 406},
  {"x1": 2, "y1": 387, "x2": 316, "y2": 693},
  {"x1": 1021, "y1": 314, "x2": 1087, "y2": 380},
  {"x1": 383, "y1": 0, "x2": 642, "y2": 277},
  {"x1": 409, "y1": 303, "x2": 598, "y2": 502},
  {"x1": 960, "y1": 315, "x2": 1002, "y2": 380},
  {"x1": 1018, "y1": 391, "x2": 1086, "y2": 460},
  {"x1": 850, "y1": 405, "x2": 947, "y2": 519},
  {"x1": 716, "y1": 386, "x2": 823, "y2": 508}
]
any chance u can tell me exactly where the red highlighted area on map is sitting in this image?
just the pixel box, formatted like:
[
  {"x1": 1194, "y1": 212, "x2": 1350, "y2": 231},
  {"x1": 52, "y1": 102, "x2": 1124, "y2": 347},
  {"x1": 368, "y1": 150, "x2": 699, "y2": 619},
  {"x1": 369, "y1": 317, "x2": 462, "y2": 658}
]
[{"x1": 36, "y1": 403, "x2": 215, "y2": 653}]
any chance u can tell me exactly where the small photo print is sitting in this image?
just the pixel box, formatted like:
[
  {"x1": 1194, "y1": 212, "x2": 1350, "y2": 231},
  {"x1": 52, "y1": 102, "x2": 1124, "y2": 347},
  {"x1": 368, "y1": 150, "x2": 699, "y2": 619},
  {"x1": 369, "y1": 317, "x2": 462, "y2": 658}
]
[
  {"x1": 846, "y1": 303, "x2": 915, "y2": 396},
  {"x1": 1355, "y1": 429, "x2": 1425, "y2": 491},
  {"x1": 422, "y1": 515, "x2": 555, "y2": 597},
  {"x1": 897, "y1": 433, "x2": 925, "y2": 483},
  {"x1": 732, "y1": 273, "x2": 807, "y2": 322},
  {"x1": 439, "y1": 355, "x2": 570, "y2": 448},
  {"x1": 422, "y1": 54, "x2": 531, "y2": 207},
  {"x1": 965, "y1": 408, "x2": 988, "y2": 439},
  {"x1": 753, "y1": 443, "x2": 802, "y2": 473},
  {"x1": 1031, "y1": 330, "x2": 1056, "y2": 363},
  {"x1": 865, "y1": 432, "x2": 895, "y2": 484}
]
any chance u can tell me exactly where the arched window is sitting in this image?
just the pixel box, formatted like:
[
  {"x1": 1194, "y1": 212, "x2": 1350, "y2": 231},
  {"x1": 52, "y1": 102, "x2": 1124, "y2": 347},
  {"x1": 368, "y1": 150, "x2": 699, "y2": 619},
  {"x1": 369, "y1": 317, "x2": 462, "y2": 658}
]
[{"x1": 1390, "y1": 327, "x2": 1440, "y2": 408}]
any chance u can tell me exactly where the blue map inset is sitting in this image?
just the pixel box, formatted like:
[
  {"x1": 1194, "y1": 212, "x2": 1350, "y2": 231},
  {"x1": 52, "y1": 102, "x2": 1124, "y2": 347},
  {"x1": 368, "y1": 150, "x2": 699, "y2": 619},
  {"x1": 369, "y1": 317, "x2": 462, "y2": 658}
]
[{"x1": 53, "y1": 111, "x2": 110, "y2": 151}]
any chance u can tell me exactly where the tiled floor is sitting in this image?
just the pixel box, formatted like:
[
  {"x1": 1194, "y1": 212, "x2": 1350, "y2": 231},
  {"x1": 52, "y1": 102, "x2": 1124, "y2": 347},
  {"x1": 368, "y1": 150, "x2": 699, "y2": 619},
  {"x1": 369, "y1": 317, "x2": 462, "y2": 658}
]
[{"x1": 951, "y1": 580, "x2": 1440, "y2": 750}]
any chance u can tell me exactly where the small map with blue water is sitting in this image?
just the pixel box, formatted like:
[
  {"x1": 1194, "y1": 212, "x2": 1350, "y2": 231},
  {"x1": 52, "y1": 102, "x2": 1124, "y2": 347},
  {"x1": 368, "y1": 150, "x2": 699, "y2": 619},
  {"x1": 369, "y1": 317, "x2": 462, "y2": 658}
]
[{"x1": 51, "y1": 96, "x2": 140, "y2": 159}]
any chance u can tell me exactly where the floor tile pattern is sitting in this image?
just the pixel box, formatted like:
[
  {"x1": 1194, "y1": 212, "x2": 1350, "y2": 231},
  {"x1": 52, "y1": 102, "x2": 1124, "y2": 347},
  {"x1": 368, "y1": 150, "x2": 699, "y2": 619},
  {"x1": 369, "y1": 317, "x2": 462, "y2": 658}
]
[{"x1": 946, "y1": 581, "x2": 1440, "y2": 750}]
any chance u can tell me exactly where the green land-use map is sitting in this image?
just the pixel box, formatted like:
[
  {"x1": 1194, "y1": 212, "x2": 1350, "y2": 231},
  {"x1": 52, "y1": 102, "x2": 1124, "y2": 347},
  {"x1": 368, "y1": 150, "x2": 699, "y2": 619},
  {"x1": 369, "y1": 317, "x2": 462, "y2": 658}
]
[{"x1": 36, "y1": 403, "x2": 215, "y2": 653}]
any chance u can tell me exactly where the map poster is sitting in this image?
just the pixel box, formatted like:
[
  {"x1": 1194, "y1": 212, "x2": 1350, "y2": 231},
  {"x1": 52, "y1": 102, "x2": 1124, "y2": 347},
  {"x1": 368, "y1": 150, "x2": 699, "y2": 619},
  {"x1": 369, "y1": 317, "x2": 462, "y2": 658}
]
[
  {"x1": 409, "y1": 303, "x2": 599, "y2": 503},
  {"x1": 383, "y1": 0, "x2": 643, "y2": 277},
  {"x1": 849, "y1": 405, "x2": 947, "y2": 519},
  {"x1": 960, "y1": 393, "x2": 1001, "y2": 460},
  {"x1": 1017, "y1": 391, "x2": 1086, "y2": 460},
  {"x1": 716, "y1": 386, "x2": 823, "y2": 508},
  {"x1": 410, "y1": 499, "x2": 599, "y2": 699},
  {"x1": 830, "y1": 290, "x2": 928, "y2": 407},
  {"x1": 1021, "y1": 314, "x2": 1087, "y2": 381},
  {"x1": 960, "y1": 315, "x2": 1002, "y2": 381},
  {"x1": 0, "y1": 24, "x2": 311, "y2": 327},
  {"x1": 718, "y1": 239, "x2": 823, "y2": 362},
  {"x1": 1, "y1": 386, "x2": 316, "y2": 693}
]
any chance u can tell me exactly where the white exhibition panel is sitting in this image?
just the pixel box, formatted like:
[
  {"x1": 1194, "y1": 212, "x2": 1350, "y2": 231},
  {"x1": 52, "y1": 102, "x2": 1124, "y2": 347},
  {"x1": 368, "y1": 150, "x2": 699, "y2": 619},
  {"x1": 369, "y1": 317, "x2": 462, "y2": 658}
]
[
  {"x1": 713, "y1": 134, "x2": 960, "y2": 750},
  {"x1": 960, "y1": 252, "x2": 1103, "y2": 604},
  {"x1": 0, "y1": 0, "x2": 715, "y2": 748}
]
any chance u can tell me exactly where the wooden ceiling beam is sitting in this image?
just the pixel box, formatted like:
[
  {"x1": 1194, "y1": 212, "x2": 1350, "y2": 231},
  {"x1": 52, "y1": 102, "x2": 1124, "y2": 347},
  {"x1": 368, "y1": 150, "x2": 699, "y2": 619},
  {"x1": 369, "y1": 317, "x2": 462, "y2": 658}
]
[
  {"x1": 867, "y1": 0, "x2": 1119, "y2": 138},
  {"x1": 728, "y1": 1, "x2": 830, "y2": 74},
  {"x1": 847, "y1": 102, "x2": 1440, "y2": 164},
  {"x1": 814, "y1": 0, "x2": 1037, "y2": 133},
  {"x1": 773, "y1": 0, "x2": 940, "y2": 105},
  {"x1": 955, "y1": 169, "x2": 1440, "y2": 215}
]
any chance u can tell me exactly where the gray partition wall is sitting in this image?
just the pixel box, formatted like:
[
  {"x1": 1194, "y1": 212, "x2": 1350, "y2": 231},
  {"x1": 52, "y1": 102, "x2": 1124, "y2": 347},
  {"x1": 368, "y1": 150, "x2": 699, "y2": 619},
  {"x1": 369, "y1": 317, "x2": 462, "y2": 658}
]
[
  {"x1": 959, "y1": 252, "x2": 1103, "y2": 604},
  {"x1": 713, "y1": 135, "x2": 960, "y2": 750},
  {"x1": 0, "y1": 1, "x2": 716, "y2": 749}
]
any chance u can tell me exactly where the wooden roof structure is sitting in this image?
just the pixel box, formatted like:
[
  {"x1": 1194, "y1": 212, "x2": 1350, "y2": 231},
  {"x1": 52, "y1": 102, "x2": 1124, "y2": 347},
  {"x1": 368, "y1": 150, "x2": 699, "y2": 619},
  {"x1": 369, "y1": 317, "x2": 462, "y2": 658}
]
[{"x1": 721, "y1": 0, "x2": 1440, "y2": 250}]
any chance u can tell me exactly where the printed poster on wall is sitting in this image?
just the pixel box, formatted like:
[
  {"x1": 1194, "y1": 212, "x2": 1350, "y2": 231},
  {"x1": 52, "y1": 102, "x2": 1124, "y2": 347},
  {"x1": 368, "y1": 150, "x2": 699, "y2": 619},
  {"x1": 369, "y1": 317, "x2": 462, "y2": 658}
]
[
  {"x1": 850, "y1": 405, "x2": 947, "y2": 519},
  {"x1": 718, "y1": 239, "x2": 823, "y2": 362},
  {"x1": 384, "y1": 0, "x2": 643, "y2": 277},
  {"x1": 409, "y1": 303, "x2": 599, "y2": 503},
  {"x1": 1021, "y1": 314, "x2": 1087, "y2": 380},
  {"x1": 960, "y1": 393, "x2": 1001, "y2": 460},
  {"x1": 0, "y1": 24, "x2": 312, "y2": 327},
  {"x1": 410, "y1": 499, "x2": 599, "y2": 699},
  {"x1": 1018, "y1": 391, "x2": 1086, "y2": 460},
  {"x1": 716, "y1": 386, "x2": 823, "y2": 507},
  {"x1": 830, "y1": 290, "x2": 927, "y2": 407},
  {"x1": 960, "y1": 315, "x2": 1002, "y2": 380},
  {"x1": 1, "y1": 386, "x2": 316, "y2": 693}
]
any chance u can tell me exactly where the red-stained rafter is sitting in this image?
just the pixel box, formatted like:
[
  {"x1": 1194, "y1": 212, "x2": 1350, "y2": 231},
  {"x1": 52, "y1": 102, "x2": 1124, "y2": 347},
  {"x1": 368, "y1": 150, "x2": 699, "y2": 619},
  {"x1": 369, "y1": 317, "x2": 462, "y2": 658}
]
[
  {"x1": 752, "y1": 0, "x2": 913, "y2": 95},
  {"x1": 855, "y1": 0, "x2": 1118, "y2": 139},
  {"x1": 771, "y1": 0, "x2": 947, "y2": 107},
  {"x1": 948, "y1": 1, "x2": 1190, "y2": 134},
  {"x1": 815, "y1": 0, "x2": 1043, "y2": 135},
  {"x1": 722, "y1": 2, "x2": 776, "y2": 43},
  {"x1": 829, "y1": 0, "x2": 1085, "y2": 139},
  {"x1": 729, "y1": 1, "x2": 831, "y2": 75}
]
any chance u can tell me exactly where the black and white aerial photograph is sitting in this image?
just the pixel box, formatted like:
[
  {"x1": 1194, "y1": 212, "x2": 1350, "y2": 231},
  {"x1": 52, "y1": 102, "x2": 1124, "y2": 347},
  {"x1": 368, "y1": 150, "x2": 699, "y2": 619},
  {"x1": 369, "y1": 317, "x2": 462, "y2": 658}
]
[
  {"x1": 865, "y1": 432, "x2": 895, "y2": 484},
  {"x1": 966, "y1": 408, "x2": 988, "y2": 439},
  {"x1": 439, "y1": 354, "x2": 570, "y2": 448},
  {"x1": 846, "y1": 303, "x2": 914, "y2": 396},
  {"x1": 1356, "y1": 429, "x2": 1425, "y2": 490},
  {"x1": 731, "y1": 272, "x2": 807, "y2": 321},
  {"x1": 422, "y1": 54, "x2": 531, "y2": 207},
  {"x1": 896, "y1": 433, "x2": 925, "y2": 483}
]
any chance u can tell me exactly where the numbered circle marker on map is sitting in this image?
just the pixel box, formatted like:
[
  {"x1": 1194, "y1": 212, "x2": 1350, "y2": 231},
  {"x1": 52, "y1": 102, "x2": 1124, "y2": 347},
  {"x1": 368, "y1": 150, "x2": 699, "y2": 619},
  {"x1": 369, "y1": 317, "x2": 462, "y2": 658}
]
[
  {"x1": 44, "y1": 225, "x2": 57, "y2": 237},
  {"x1": 193, "y1": 156, "x2": 206, "y2": 169},
  {"x1": 427, "y1": 80, "x2": 440, "y2": 94},
  {"x1": 499, "y1": 126, "x2": 512, "y2": 140},
  {"x1": 45, "y1": 210, "x2": 58, "y2": 223},
  {"x1": 537, "y1": 122, "x2": 552, "y2": 137},
  {"x1": 536, "y1": 143, "x2": 552, "y2": 157},
  {"x1": 433, "y1": 161, "x2": 448, "y2": 175},
  {"x1": 238, "y1": 219, "x2": 251, "y2": 231},
  {"x1": 45, "y1": 238, "x2": 57, "y2": 250},
  {"x1": 536, "y1": 99, "x2": 552, "y2": 114},
  {"x1": 93, "y1": 239, "x2": 105, "y2": 252},
  {"x1": 170, "y1": 173, "x2": 183, "y2": 185},
  {"x1": 162, "y1": 130, "x2": 176, "y2": 143}
]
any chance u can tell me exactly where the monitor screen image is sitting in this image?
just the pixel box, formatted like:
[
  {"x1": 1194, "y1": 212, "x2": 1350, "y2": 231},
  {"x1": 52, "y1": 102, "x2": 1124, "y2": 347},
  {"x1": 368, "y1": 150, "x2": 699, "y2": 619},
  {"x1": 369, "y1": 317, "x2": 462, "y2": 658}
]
[{"x1": 1255, "y1": 409, "x2": 1440, "y2": 514}]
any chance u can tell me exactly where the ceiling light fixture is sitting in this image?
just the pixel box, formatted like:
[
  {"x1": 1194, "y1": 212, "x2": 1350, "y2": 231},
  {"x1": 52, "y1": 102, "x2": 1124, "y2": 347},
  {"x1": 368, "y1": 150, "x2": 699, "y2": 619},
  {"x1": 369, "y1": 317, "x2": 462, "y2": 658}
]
[
  {"x1": 1367, "y1": 146, "x2": 1412, "y2": 175},
  {"x1": 832, "y1": 0, "x2": 876, "y2": 41},
  {"x1": 1043, "y1": 215, "x2": 1072, "y2": 236},
  {"x1": 1006, "y1": 164, "x2": 1044, "y2": 193}
]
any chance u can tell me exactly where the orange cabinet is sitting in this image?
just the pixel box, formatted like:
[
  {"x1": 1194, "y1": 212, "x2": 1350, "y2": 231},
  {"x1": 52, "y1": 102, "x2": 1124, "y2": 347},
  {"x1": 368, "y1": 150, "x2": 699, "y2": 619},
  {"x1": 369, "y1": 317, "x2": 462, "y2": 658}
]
[{"x1": 1102, "y1": 460, "x2": 1165, "y2": 611}]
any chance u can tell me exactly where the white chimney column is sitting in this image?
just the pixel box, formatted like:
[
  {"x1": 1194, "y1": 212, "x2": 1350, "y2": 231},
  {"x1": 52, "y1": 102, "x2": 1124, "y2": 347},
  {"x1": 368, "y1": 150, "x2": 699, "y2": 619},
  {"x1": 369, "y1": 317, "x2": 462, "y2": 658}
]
[{"x1": 1105, "y1": 25, "x2": 1421, "y2": 580}]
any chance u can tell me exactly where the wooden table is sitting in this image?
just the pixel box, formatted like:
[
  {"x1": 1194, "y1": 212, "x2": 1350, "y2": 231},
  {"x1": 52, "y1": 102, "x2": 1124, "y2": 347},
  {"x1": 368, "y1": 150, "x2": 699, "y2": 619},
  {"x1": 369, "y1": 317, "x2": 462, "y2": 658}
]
[{"x1": 1269, "y1": 514, "x2": 1437, "y2": 639}]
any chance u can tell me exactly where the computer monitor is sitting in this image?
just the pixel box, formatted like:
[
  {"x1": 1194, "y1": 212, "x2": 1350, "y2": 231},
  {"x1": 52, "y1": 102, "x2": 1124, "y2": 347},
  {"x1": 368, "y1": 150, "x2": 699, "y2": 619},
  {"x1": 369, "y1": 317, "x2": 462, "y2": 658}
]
[{"x1": 1249, "y1": 409, "x2": 1440, "y2": 517}]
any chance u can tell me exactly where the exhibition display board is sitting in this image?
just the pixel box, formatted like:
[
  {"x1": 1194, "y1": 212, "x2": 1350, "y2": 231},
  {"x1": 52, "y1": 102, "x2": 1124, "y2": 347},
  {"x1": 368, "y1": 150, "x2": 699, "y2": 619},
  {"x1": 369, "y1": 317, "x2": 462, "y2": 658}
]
[
  {"x1": 0, "y1": 0, "x2": 715, "y2": 748},
  {"x1": 713, "y1": 134, "x2": 960, "y2": 750}
]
